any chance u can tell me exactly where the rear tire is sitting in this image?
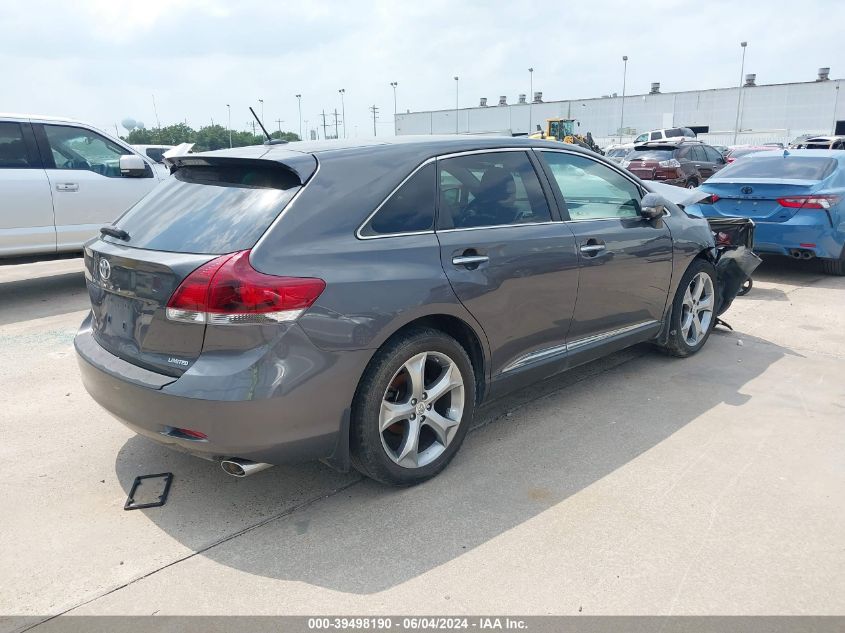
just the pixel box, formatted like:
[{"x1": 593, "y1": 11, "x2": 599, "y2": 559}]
[
  {"x1": 655, "y1": 258, "x2": 718, "y2": 358},
  {"x1": 685, "y1": 178, "x2": 699, "y2": 189},
  {"x1": 821, "y1": 254, "x2": 845, "y2": 276},
  {"x1": 350, "y1": 328, "x2": 476, "y2": 486}
]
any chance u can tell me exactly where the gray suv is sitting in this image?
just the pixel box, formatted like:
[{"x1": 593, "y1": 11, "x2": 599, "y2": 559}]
[{"x1": 75, "y1": 136, "x2": 719, "y2": 486}]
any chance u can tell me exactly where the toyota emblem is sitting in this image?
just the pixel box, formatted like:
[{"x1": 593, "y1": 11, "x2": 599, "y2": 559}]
[
  {"x1": 98, "y1": 258, "x2": 111, "y2": 281},
  {"x1": 741, "y1": 186, "x2": 753, "y2": 194}
]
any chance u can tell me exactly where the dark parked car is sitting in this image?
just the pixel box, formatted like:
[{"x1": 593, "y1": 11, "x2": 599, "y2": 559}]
[
  {"x1": 76, "y1": 136, "x2": 721, "y2": 486},
  {"x1": 622, "y1": 141, "x2": 727, "y2": 188},
  {"x1": 725, "y1": 145, "x2": 779, "y2": 163}
]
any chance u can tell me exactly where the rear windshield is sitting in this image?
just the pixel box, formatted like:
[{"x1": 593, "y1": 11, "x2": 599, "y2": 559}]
[
  {"x1": 107, "y1": 164, "x2": 301, "y2": 254},
  {"x1": 630, "y1": 149, "x2": 674, "y2": 160},
  {"x1": 716, "y1": 156, "x2": 837, "y2": 181},
  {"x1": 607, "y1": 148, "x2": 629, "y2": 157}
]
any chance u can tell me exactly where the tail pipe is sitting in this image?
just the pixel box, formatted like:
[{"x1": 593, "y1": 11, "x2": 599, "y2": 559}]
[
  {"x1": 220, "y1": 458, "x2": 273, "y2": 478},
  {"x1": 789, "y1": 249, "x2": 815, "y2": 260}
]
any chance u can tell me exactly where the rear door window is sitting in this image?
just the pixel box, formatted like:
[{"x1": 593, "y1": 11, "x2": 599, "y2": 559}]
[
  {"x1": 650, "y1": 131, "x2": 662, "y2": 140},
  {"x1": 359, "y1": 163, "x2": 435, "y2": 237},
  {"x1": 436, "y1": 151, "x2": 550, "y2": 229},
  {"x1": 105, "y1": 163, "x2": 301, "y2": 254},
  {"x1": 0, "y1": 121, "x2": 35, "y2": 168}
]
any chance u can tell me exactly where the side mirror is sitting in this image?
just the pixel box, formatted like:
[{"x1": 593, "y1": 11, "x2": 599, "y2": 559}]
[
  {"x1": 640, "y1": 193, "x2": 667, "y2": 219},
  {"x1": 119, "y1": 154, "x2": 147, "y2": 177}
]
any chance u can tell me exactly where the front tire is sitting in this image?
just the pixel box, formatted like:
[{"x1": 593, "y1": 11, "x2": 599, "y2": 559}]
[
  {"x1": 350, "y1": 328, "x2": 476, "y2": 486},
  {"x1": 656, "y1": 259, "x2": 718, "y2": 357}
]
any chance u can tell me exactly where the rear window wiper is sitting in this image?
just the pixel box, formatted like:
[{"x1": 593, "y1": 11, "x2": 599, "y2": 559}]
[{"x1": 100, "y1": 225, "x2": 130, "y2": 241}]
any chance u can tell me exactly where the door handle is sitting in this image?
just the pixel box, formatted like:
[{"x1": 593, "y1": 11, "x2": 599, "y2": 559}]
[
  {"x1": 452, "y1": 255, "x2": 489, "y2": 267},
  {"x1": 56, "y1": 183, "x2": 79, "y2": 192},
  {"x1": 579, "y1": 240, "x2": 606, "y2": 256}
]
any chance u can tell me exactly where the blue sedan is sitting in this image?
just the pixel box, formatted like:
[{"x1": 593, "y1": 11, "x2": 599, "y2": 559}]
[{"x1": 686, "y1": 150, "x2": 845, "y2": 275}]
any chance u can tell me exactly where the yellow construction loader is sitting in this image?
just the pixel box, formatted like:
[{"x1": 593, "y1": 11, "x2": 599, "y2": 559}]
[{"x1": 529, "y1": 118, "x2": 603, "y2": 154}]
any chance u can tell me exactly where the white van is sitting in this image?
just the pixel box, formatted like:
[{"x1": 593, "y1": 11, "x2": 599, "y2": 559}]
[
  {"x1": 0, "y1": 113, "x2": 164, "y2": 258},
  {"x1": 633, "y1": 127, "x2": 697, "y2": 144}
]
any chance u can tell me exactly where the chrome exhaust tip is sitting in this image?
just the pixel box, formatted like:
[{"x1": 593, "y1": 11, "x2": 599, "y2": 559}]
[{"x1": 220, "y1": 458, "x2": 273, "y2": 478}]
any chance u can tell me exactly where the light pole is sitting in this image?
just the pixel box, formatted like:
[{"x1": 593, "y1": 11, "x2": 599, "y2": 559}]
[
  {"x1": 295, "y1": 94, "x2": 302, "y2": 140},
  {"x1": 528, "y1": 67, "x2": 534, "y2": 135},
  {"x1": 454, "y1": 76, "x2": 459, "y2": 134},
  {"x1": 390, "y1": 81, "x2": 398, "y2": 135},
  {"x1": 620, "y1": 55, "x2": 628, "y2": 142},
  {"x1": 338, "y1": 89, "x2": 346, "y2": 139},
  {"x1": 226, "y1": 103, "x2": 232, "y2": 148},
  {"x1": 304, "y1": 119, "x2": 309, "y2": 140},
  {"x1": 733, "y1": 41, "x2": 748, "y2": 144}
]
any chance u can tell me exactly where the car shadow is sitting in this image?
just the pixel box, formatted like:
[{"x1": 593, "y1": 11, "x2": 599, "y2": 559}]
[
  {"x1": 114, "y1": 327, "x2": 795, "y2": 595},
  {"x1": 0, "y1": 272, "x2": 88, "y2": 326}
]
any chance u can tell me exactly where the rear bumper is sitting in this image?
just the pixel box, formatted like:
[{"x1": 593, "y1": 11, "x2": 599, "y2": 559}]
[
  {"x1": 74, "y1": 315, "x2": 371, "y2": 467},
  {"x1": 692, "y1": 206, "x2": 844, "y2": 259},
  {"x1": 751, "y1": 220, "x2": 843, "y2": 259}
]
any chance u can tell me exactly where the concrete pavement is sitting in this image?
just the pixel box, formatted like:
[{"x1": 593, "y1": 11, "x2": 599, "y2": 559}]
[{"x1": 1, "y1": 255, "x2": 843, "y2": 625}]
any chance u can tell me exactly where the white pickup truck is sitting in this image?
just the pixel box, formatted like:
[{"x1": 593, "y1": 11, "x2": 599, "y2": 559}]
[{"x1": 0, "y1": 113, "x2": 165, "y2": 258}]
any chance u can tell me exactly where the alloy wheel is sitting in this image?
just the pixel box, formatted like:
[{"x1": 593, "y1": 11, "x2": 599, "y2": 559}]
[
  {"x1": 681, "y1": 272, "x2": 715, "y2": 346},
  {"x1": 379, "y1": 351, "x2": 465, "y2": 468}
]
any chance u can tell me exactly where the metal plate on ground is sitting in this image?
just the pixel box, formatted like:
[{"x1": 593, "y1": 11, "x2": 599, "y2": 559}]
[{"x1": 124, "y1": 472, "x2": 173, "y2": 510}]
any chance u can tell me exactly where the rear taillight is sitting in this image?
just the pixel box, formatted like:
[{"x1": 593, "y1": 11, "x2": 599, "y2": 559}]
[
  {"x1": 698, "y1": 194, "x2": 720, "y2": 204},
  {"x1": 777, "y1": 195, "x2": 840, "y2": 210},
  {"x1": 166, "y1": 250, "x2": 325, "y2": 325},
  {"x1": 726, "y1": 157, "x2": 736, "y2": 163}
]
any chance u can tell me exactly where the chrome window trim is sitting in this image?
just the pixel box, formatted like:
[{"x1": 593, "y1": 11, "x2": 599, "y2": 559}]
[
  {"x1": 437, "y1": 220, "x2": 558, "y2": 234},
  {"x1": 355, "y1": 157, "x2": 437, "y2": 241},
  {"x1": 435, "y1": 147, "x2": 534, "y2": 160},
  {"x1": 252, "y1": 156, "x2": 322, "y2": 252},
  {"x1": 501, "y1": 320, "x2": 659, "y2": 374}
]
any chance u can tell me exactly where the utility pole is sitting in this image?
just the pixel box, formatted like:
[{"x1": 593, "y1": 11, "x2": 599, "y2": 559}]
[
  {"x1": 338, "y1": 89, "x2": 346, "y2": 138},
  {"x1": 332, "y1": 109, "x2": 340, "y2": 140},
  {"x1": 620, "y1": 55, "x2": 628, "y2": 142},
  {"x1": 390, "y1": 81, "x2": 398, "y2": 134},
  {"x1": 258, "y1": 99, "x2": 264, "y2": 123},
  {"x1": 304, "y1": 119, "x2": 309, "y2": 140},
  {"x1": 296, "y1": 94, "x2": 302, "y2": 140},
  {"x1": 320, "y1": 109, "x2": 328, "y2": 140},
  {"x1": 454, "y1": 76, "x2": 459, "y2": 134},
  {"x1": 733, "y1": 41, "x2": 748, "y2": 144},
  {"x1": 275, "y1": 119, "x2": 283, "y2": 137},
  {"x1": 226, "y1": 104, "x2": 232, "y2": 148},
  {"x1": 370, "y1": 105, "x2": 379, "y2": 136},
  {"x1": 152, "y1": 94, "x2": 161, "y2": 143},
  {"x1": 528, "y1": 67, "x2": 533, "y2": 134}
]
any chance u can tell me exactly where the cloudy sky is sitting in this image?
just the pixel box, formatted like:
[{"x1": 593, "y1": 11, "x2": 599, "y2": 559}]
[{"x1": 2, "y1": 0, "x2": 843, "y2": 139}]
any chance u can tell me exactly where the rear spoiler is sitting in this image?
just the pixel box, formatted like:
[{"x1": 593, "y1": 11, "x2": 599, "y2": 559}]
[{"x1": 164, "y1": 151, "x2": 318, "y2": 185}]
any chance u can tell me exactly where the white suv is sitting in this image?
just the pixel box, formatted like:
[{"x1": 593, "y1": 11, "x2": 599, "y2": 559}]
[
  {"x1": 0, "y1": 113, "x2": 164, "y2": 258},
  {"x1": 633, "y1": 127, "x2": 697, "y2": 144}
]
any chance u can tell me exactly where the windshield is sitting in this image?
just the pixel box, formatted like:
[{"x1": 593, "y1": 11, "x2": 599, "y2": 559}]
[
  {"x1": 107, "y1": 164, "x2": 301, "y2": 254},
  {"x1": 715, "y1": 156, "x2": 837, "y2": 181}
]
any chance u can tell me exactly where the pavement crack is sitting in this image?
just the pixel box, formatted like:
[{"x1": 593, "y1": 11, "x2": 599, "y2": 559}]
[{"x1": 19, "y1": 477, "x2": 363, "y2": 632}]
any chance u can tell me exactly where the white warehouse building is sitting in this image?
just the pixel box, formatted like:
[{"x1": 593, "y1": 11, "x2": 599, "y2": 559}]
[{"x1": 395, "y1": 68, "x2": 844, "y2": 148}]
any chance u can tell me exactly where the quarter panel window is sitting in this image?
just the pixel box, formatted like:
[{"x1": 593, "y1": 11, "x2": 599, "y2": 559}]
[
  {"x1": 437, "y1": 151, "x2": 550, "y2": 229},
  {"x1": 541, "y1": 151, "x2": 642, "y2": 220},
  {"x1": 43, "y1": 125, "x2": 128, "y2": 177},
  {"x1": 360, "y1": 162, "x2": 436, "y2": 236},
  {"x1": 0, "y1": 122, "x2": 33, "y2": 168}
]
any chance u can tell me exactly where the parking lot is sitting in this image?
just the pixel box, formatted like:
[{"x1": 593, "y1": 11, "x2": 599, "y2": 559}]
[{"x1": 1, "y1": 254, "x2": 844, "y2": 625}]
